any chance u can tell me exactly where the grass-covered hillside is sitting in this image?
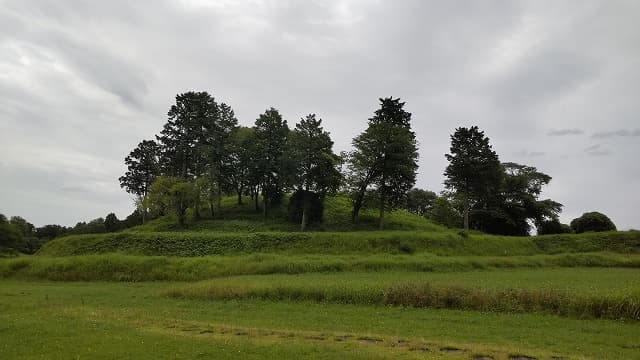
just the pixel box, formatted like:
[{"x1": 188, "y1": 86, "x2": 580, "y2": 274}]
[
  {"x1": 3, "y1": 195, "x2": 640, "y2": 359},
  {"x1": 35, "y1": 195, "x2": 640, "y2": 258}
]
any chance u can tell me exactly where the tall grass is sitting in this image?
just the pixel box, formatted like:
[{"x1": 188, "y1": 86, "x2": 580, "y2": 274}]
[
  {"x1": 165, "y1": 280, "x2": 640, "y2": 321},
  {"x1": 2, "y1": 252, "x2": 639, "y2": 281}
]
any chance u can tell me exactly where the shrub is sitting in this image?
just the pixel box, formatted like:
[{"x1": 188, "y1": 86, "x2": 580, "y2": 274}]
[
  {"x1": 571, "y1": 212, "x2": 616, "y2": 233},
  {"x1": 537, "y1": 219, "x2": 572, "y2": 235}
]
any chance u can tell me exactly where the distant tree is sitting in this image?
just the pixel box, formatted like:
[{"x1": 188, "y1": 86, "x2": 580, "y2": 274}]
[
  {"x1": 484, "y1": 162, "x2": 563, "y2": 236},
  {"x1": 0, "y1": 214, "x2": 22, "y2": 250},
  {"x1": 570, "y1": 212, "x2": 616, "y2": 233},
  {"x1": 119, "y1": 139, "x2": 160, "y2": 223},
  {"x1": 347, "y1": 97, "x2": 419, "y2": 229},
  {"x1": 145, "y1": 176, "x2": 195, "y2": 226},
  {"x1": 537, "y1": 219, "x2": 572, "y2": 235},
  {"x1": 169, "y1": 182, "x2": 196, "y2": 226},
  {"x1": 444, "y1": 126, "x2": 502, "y2": 232},
  {"x1": 253, "y1": 108, "x2": 290, "y2": 218},
  {"x1": 227, "y1": 126, "x2": 256, "y2": 205},
  {"x1": 104, "y1": 213, "x2": 120, "y2": 232},
  {"x1": 200, "y1": 101, "x2": 238, "y2": 215},
  {"x1": 144, "y1": 176, "x2": 179, "y2": 218},
  {"x1": 426, "y1": 194, "x2": 463, "y2": 228},
  {"x1": 120, "y1": 209, "x2": 143, "y2": 229},
  {"x1": 405, "y1": 188, "x2": 437, "y2": 216},
  {"x1": 288, "y1": 114, "x2": 342, "y2": 230},
  {"x1": 35, "y1": 224, "x2": 69, "y2": 240}
]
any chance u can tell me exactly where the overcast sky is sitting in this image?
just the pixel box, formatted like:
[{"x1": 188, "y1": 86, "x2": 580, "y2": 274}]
[{"x1": 1, "y1": 0, "x2": 639, "y2": 229}]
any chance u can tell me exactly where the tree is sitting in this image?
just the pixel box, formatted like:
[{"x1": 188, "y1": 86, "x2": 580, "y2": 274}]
[
  {"x1": 145, "y1": 176, "x2": 195, "y2": 226},
  {"x1": 119, "y1": 139, "x2": 160, "y2": 223},
  {"x1": 104, "y1": 213, "x2": 120, "y2": 232},
  {"x1": 200, "y1": 101, "x2": 238, "y2": 215},
  {"x1": 570, "y1": 212, "x2": 616, "y2": 233},
  {"x1": 537, "y1": 219, "x2": 572, "y2": 235},
  {"x1": 288, "y1": 114, "x2": 342, "y2": 230},
  {"x1": 485, "y1": 162, "x2": 563, "y2": 235},
  {"x1": 405, "y1": 188, "x2": 437, "y2": 216},
  {"x1": 0, "y1": 214, "x2": 22, "y2": 251},
  {"x1": 348, "y1": 97, "x2": 419, "y2": 229},
  {"x1": 426, "y1": 194, "x2": 463, "y2": 228},
  {"x1": 227, "y1": 126, "x2": 256, "y2": 205},
  {"x1": 253, "y1": 108, "x2": 290, "y2": 218},
  {"x1": 444, "y1": 126, "x2": 502, "y2": 232},
  {"x1": 156, "y1": 91, "x2": 219, "y2": 179}
]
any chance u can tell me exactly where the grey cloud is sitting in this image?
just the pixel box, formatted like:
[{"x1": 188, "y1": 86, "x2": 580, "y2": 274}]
[
  {"x1": 1, "y1": 0, "x2": 639, "y2": 230},
  {"x1": 591, "y1": 129, "x2": 640, "y2": 138},
  {"x1": 547, "y1": 128, "x2": 584, "y2": 136},
  {"x1": 516, "y1": 149, "x2": 546, "y2": 157}
]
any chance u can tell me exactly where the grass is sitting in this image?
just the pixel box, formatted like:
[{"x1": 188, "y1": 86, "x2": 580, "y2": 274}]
[
  {"x1": 36, "y1": 228, "x2": 640, "y2": 257},
  {"x1": 2, "y1": 280, "x2": 640, "y2": 359},
  {"x1": 164, "y1": 269, "x2": 640, "y2": 320},
  {"x1": 3, "y1": 252, "x2": 640, "y2": 281}
]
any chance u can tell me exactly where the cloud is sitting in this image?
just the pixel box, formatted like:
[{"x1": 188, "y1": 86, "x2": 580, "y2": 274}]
[
  {"x1": 515, "y1": 149, "x2": 546, "y2": 157},
  {"x1": 583, "y1": 144, "x2": 611, "y2": 156},
  {"x1": 591, "y1": 129, "x2": 640, "y2": 138},
  {"x1": 0, "y1": 0, "x2": 639, "y2": 230},
  {"x1": 547, "y1": 128, "x2": 584, "y2": 136}
]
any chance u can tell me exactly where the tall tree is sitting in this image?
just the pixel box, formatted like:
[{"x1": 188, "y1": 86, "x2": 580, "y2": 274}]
[
  {"x1": 347, "y1": 97, "x2": 418, "y2": 229},
  {"x1": 156, "y1": 91, "x2": 218, "y2": 179},
  {"x1": 227, "y1": 126, "x2": 255, "y2": 205},
  {"x1": 119, "y1": 140, "x2": 160, "y2": 197},
  {"x1": 444, "y1": 126, "x2": 502, "y2": 232},
  {"x1": 253, "y1": 108, "x2": 290, "y2": 218},
  {"x1": 289, "y1": 114, "x2": 342, "y2": 231},
  {"x1": 201, "y1": 101, "x2": 238, "y2": 214}
]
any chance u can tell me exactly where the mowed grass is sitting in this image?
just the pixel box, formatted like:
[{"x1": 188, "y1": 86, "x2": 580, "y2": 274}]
[{"x1": 1, "y1": 280, "x2": 640, "y2": 359}]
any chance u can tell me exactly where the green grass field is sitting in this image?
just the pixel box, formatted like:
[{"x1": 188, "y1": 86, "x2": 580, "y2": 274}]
[{"x1": 2, "y1": 197, "x2": 640, "y2": 359}]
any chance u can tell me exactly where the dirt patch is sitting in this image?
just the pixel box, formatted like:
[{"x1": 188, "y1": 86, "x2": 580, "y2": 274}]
[{"x1": 509, "y1": 356, "x2": 536, "y2": 360}]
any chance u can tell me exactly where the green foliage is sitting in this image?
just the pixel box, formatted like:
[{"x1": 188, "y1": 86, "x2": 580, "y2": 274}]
[
  {"x1": 104, "y1": 213, "x2": 120, "y2": 232},
  {"x1": 118, "y1": 139, "x2": 160, "y2": 198},
  {"x1": 426, "y1": 195, "x2": 463, "y2": 228},
  {"x1": 571, "y1": 212, "x2": 617, "y2": 233},
  {"x1": 537, "y1": 219, "x2": 573, "y2": 235},
  {"x1": 254, "y1": 108, "x2": 290, "y2": 215},
  {"x1": 404, "y1": 188, "x2": 436, "y2": 216},
  {"x1": 288, "y1": 114, "x2": 342, "y2": 230},
  {"x1": 444, "y1": 126, "x2": 502, "y2": 231},
  {"x1": 346, "y1": 98, "x2": 419, "y2": 228},
  {"x1": 288, "y1": 190, "x2": 323, "y2": 225}
]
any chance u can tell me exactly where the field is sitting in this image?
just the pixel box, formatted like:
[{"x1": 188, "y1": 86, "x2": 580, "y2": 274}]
[{"x1": 2, "y1": 198, "x2": 640, "y2": 359}]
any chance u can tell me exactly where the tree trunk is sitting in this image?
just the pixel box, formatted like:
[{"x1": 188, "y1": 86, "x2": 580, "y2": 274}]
[
  {"x1": 463, "y1": 200, "x2": 469, "y2": 232},
  {"x1": 216, "y1": 187, "x2": 222, "y2": 214},
  {"x1": 379, "y1": 193, "x2": 385, "y2": 230},
  {"x1": 301, "y1": 190, "x2": 308, "y2": 232},
  {"x1": 263, "y1": 194, "x2": 268, "y2": 219},
  {"x1": 237, "y1": 186, "x2": 243, "y2": 205},
  {"x1": 254, "y1": 187, "x2": 260, "y2": 212},
  {"x1": 209, "y1": 199, "x2": 215, "y2": 218}
]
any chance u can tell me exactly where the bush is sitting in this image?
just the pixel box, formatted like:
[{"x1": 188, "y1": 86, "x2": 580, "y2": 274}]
[
  {"x1": 571, "y1": 212, "x2": 616, "y2": 233},
  {"x1": 537, "y1": 219, "x2": 572, "y2": 235}
]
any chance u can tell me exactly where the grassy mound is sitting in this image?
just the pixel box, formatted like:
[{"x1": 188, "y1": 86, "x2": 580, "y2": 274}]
[
  {"x1": 37, "y1": 229, "x2": 640, "y2": 257},
  {"x1": 3, "y1": 252, "x2": 640, "y2": 281}
]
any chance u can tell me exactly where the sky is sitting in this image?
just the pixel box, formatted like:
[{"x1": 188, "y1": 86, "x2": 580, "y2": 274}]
[{"x1": 1, "y1": 0, "x2": 639, "y2": 229}]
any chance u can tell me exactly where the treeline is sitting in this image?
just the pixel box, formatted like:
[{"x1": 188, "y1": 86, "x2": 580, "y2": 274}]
[
  {"x1": 119, "y1": 92, "x2": 417, "y2": 231},
  {"x1": 0, "y1": 211, "x2": 143, "y2": 254},
  {"x1": 118, "y1": 90, "x2": 617, "y2": 236}
]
